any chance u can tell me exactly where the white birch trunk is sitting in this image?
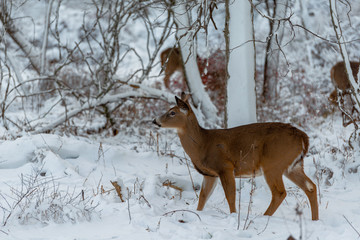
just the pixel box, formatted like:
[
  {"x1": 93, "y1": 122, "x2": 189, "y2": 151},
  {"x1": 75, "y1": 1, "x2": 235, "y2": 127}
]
[
  {"x1": 226, "y1": 0, "x2": 256, "y2": 127},
  {"x1": 172, "y1": 2, "x2": 218, "y2": 123}
]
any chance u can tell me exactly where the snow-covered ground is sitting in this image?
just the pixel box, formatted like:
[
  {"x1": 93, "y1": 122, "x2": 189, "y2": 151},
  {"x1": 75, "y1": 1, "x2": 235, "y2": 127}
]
[{"x1": 0, "y1": 116, "x2": 360, "y2": 239}]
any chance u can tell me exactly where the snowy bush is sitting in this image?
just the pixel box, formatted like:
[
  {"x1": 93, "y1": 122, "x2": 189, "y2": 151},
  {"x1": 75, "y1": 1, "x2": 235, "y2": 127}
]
[{"x1": 0, "y1": 171, "x2": 100, "y2": 225}]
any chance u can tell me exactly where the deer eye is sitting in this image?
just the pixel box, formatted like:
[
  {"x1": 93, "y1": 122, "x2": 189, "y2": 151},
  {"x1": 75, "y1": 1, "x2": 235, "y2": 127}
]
[{"x1": 169, "y1": 111, "x2": 176, "y2": 116}]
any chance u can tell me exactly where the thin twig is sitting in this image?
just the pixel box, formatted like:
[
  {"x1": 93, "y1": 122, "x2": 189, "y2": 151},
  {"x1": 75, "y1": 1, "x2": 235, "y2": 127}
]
[
  {"x1": 343, "y1": 215, "x2": 360, "y2": 237},
  {"x1": 139, "y1": 195, "x2": 151, "y2": 208},
  {"x1": 257, "y1": 216, "x2": 271, "y2": 235},
  {"x1": 162, "y1": 180, "x2": 183, "y2": 199},
  {"x1": 237, "y1": 177, "x2": 242, "y2": 230},
  {"x1": 243, "y1": 175, "x2": 255, "y2": 230},
  {"x1": 184, "y1": 154, "x2": 199, "y2": 198},
  {"x1": 127, "y1": 188, "x2": 131, "y2": 223},
  {"x1": 163, "y1": 209, "x2": 202, "y2": 221}
]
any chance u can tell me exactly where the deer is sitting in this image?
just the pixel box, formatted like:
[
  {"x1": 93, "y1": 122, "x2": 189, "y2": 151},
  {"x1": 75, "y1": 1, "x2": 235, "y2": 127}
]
[
  {"x1": 160, "y1": 47, "x2": 226, "y2": 88},
  {"x1": 329, "y1": 61, "x2": 360, "y2": 127},
  {"x1": 160, "y1": 47, "x2": 227, "y2": 111},
  {"x1": 160, "y1": 47, "x2": 184, "y2": 90},
  {"x1": 152, "y1": 93, "x2": 319, "y2": 220},
  {"x1": 329, "y1": 61, "x2": 360, "y2": 104}
]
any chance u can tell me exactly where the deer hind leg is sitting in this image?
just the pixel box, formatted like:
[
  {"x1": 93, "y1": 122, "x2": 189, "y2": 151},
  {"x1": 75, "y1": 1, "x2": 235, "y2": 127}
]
[
  {"x1": 263, "y1": 171, "x2": 287, "y2": 217},
  {"x1": 285, "y1": 167, "x2": 319, "y2": 220},
  {"x1": 197, "y1": 176, "x2": 218, "y2": 211},
  {"x1": 219, "y1": 171, "x2": 236, "y2": 213}
]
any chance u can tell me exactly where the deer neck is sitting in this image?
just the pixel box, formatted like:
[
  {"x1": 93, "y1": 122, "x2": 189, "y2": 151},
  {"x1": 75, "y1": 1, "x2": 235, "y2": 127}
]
[{"x1": 177, "y1": 116, "x2": 205, "y2": 161}]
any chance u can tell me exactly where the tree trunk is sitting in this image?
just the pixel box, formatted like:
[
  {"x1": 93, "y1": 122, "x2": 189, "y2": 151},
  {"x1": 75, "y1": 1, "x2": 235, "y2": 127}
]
[
  {"x1": 225, "y1": 0, "x2": 257, "y2": 128},
  {"x1": 262, "y1": 0, "x2": 288, "y2": 102}
]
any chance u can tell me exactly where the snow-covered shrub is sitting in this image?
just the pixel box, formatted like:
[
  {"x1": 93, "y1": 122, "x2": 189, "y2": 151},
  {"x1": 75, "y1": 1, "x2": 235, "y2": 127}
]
[
  {"x1": 198, "y1": 49, "x2": 227, "y2": 114},
  {"x1": 1, "y1": 171, "x2": 100, "y2": 226}
]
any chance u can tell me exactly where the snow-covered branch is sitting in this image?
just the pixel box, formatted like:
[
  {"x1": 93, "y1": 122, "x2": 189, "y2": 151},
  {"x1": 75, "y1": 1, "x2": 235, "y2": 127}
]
[{"x1": 32, "y1": 84, "x2": 175, "y2": 134}]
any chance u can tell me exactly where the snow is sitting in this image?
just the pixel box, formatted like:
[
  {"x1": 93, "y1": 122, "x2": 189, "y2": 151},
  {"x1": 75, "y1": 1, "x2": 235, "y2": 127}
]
[{"x1": 0, "y1": 127, "x2": 359, "y2": 239}]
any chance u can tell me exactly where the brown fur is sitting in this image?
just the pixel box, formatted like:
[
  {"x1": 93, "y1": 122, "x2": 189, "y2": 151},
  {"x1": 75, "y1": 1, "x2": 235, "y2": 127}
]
[
  {"x1": 153, "y1": 93, "x2": 319, "y2": 220},
  {"x1": 329, "y1": 61, "x2": 360, "y2": 104},
  {"x1": 160, "y1": 48, "x2": 183, "y2": 89}
]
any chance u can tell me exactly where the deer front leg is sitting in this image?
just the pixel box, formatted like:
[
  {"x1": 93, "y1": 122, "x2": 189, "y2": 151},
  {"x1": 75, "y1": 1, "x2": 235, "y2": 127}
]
[
  {"x1": 328, "y1": 89, "x2": 338, "y2": 104},
  {"x1": 197, "y1": 176, "x2": 218, "y2": 211},
  {"x1": 219, "y1": 170, "x2": 236, "y2": 213}
]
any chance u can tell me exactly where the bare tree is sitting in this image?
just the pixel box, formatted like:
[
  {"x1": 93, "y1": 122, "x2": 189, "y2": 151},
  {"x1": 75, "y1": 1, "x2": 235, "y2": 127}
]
[{"x1": 0, "y1": 0, "x2": 179, "y2": 134}]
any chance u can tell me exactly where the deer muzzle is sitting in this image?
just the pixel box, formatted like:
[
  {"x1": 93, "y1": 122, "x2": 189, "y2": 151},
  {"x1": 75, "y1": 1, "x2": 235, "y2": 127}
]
[{"x1": 152, "y1": 118, "x2": 161, "y2": 127}]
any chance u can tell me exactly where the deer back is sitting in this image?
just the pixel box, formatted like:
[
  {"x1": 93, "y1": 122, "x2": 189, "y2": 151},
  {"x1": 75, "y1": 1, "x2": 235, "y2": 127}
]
[
  {"x1": 160, "y1": 48, "x2": 183, "y2": 88},
  {"x1": 331, "y1": 61, "x2": 360, "y2": 91}
]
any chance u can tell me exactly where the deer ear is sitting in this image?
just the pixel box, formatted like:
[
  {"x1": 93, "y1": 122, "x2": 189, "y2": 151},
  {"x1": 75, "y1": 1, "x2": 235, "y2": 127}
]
[
  {"x1": 180, "y1": 92, "x2": 190, "y2": 102},
  {"x1": 175, "y1": 96, "x2": 189, "y2": 113}
]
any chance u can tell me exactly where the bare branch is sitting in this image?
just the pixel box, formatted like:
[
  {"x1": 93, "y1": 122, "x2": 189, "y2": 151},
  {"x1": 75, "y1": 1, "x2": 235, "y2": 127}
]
[
  {"x1": 0, "y1": 7, "x2": 41, "y2": 74},
  {"x1": 343, "y1": 215, "x2": 360, "y2": 237}
]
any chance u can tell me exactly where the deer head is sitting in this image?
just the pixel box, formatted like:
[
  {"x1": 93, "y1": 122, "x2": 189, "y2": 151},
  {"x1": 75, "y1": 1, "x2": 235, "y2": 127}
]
[{"x1": 153, "y1": 93, "x2": 192, "y2": 130}]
